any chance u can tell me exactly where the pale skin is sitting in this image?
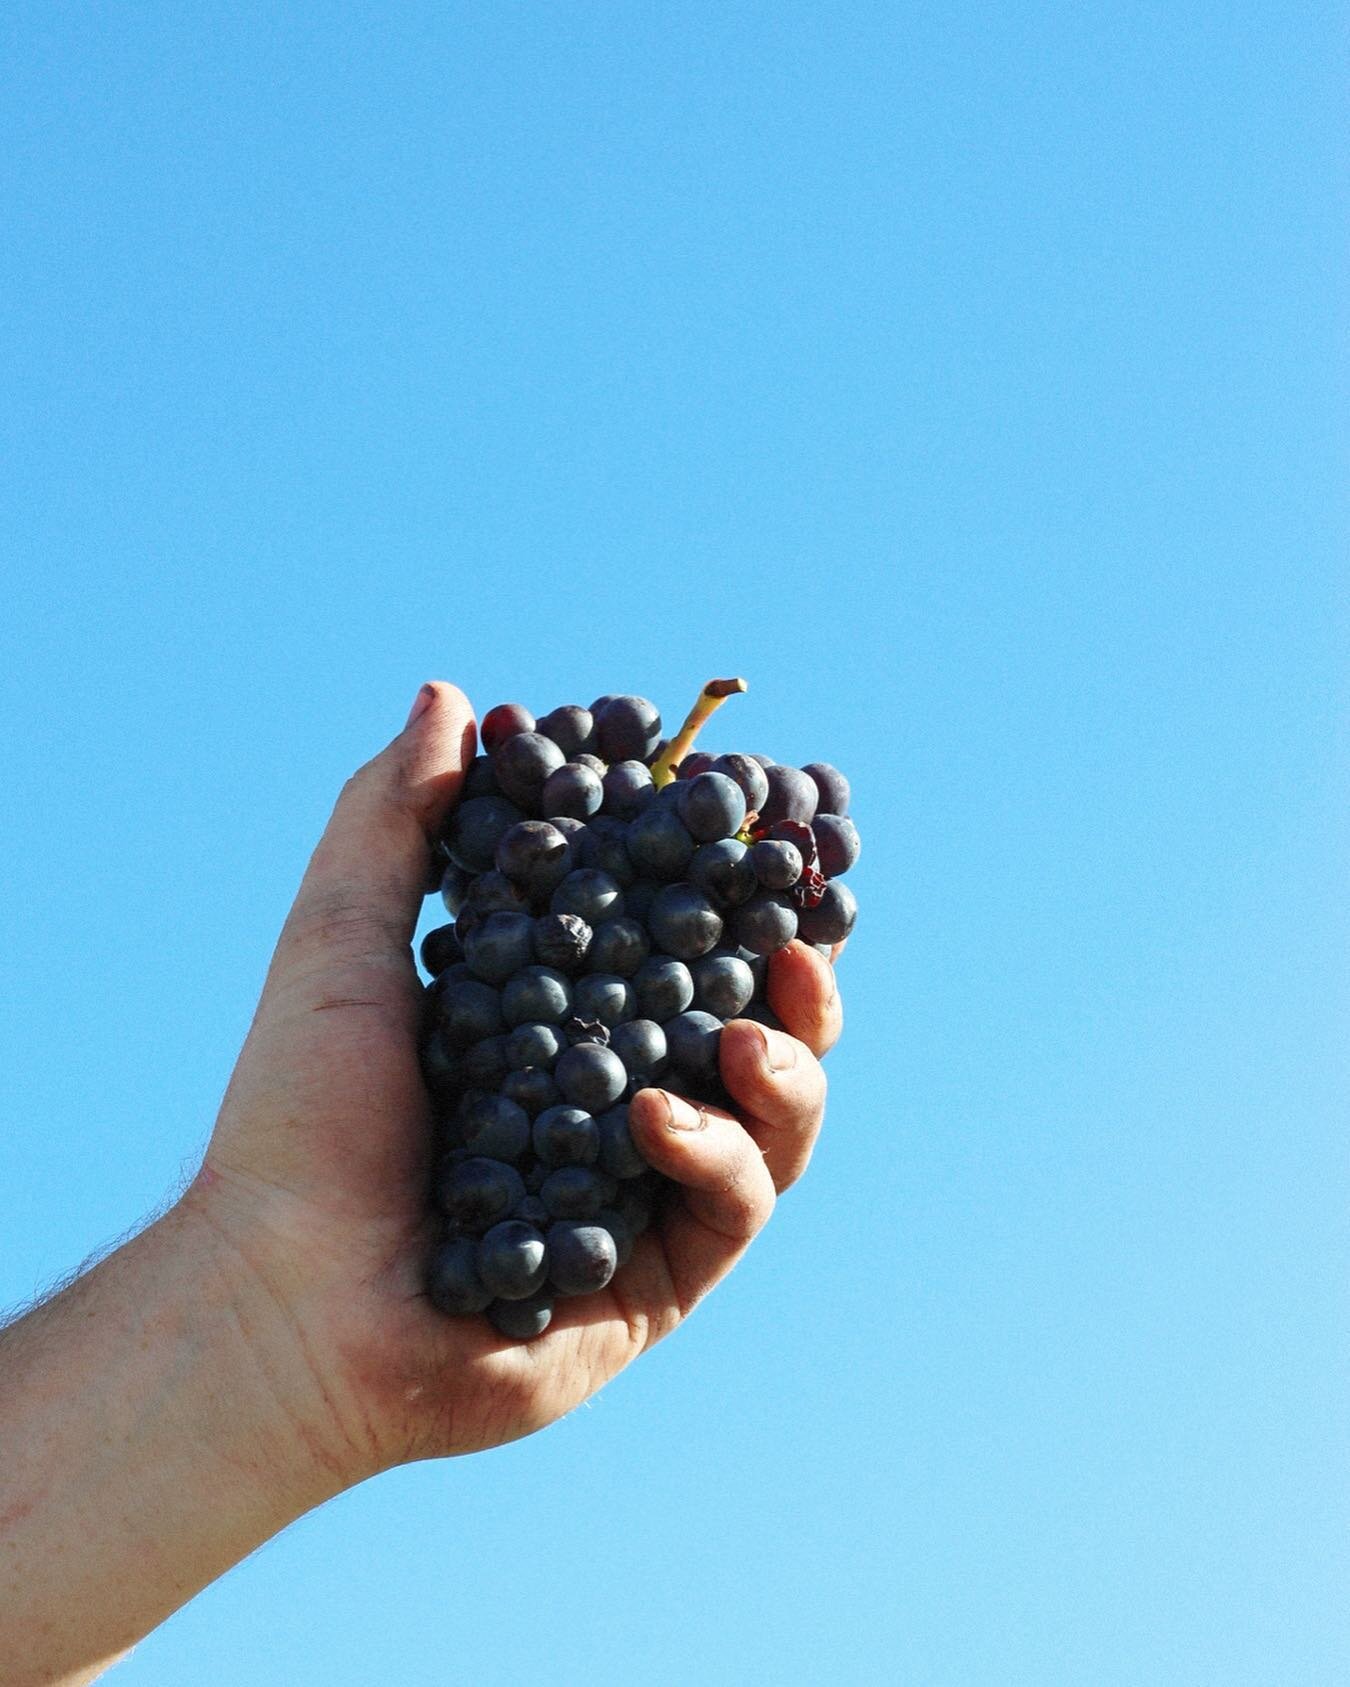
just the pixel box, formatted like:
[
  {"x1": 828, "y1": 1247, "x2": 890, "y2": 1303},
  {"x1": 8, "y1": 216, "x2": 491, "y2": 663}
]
[{"x1": 0, "y1": 682, "x2": 844, "y2": 1686}]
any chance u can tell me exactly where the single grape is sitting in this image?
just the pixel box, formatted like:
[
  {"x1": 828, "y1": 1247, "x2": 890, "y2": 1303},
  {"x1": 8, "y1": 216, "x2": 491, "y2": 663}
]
[
  {"x1": 576, "y1": 815, "x2": 637, "y2": 887},
  {"x1": 456, "y1": 1091, "x2": 531, "y2": 1161},
  {"x1": 632, "y1": 956, "x2": 695, "y2": 1022},
  {"x1": 445, "y1": 796, "x2": 526, "y2": 873},
  {"x1": 500, "y1": 1067, "x2": 559, "y2": 1117},
  {"x1": 476, "y1": 1220, "x2": 547, "y2": 1300},
  {"x1": 555, "y1": 1042, "x2": 629, "y2": 1112},
  {"x1": 436, "y1": 1157, "x2": 527, "y2": 1232},
  {"x1": 676, "y1": 771, "x2": 747, "y2": 843},
  {"x1": 419, "y1": 1027, "x2": 461, "y2": 1101},
  {"x1": 463, "y1": 912, "x2": 536, "y2": 984},
  {"x1": 601, "y1": 760, "x2": 656, "y2": 821},
  {"x1": 811, "y1": 813, "x2": 860, "y2": 876},
  {"x1": 492, "y1": 732, "x2": 565, "y2": 810},
  {"x1": 532, "y1": 1104, "x2": 600, "y2": 1167},
  {"x1": 436, "y1": 978, "x2": 505, "y2": 1047},
  {"x1": 690, "y1": 953, "x2": 756, "y2": 1018},
  {"x1": 688, "y1": 837, "x2": 757, "y2": 908},
  {"x1": 596, "y1": 1104, "x2": 650, "y2": 1178},
  {"x1": 548, "y1": 815, "x2": 588, "y2": 844},
  {"x1": 647, "y1": 884, "x2": 723, "y2": 960},
  {"x1": 594, "y1": 695, "x2": 662, "y2": 763},
  {"x1": 749, "y1": 753, "x2": 776, "y2": 770},
  {"x1": 750, "y1": 839, "x2": 804, "y2": 890},
  {"x1": 480, "y1": 703, "x2": 535, "y2": 751},
  {"x1": 593, "y1": 1205, "x2": 636, "y2": 1267},
  {"x1": 676, "y1": 751, "x2": 716, "y2": 780},
  {"x1": 759, "y1": 765, "x2": 819, "y2": 827},
  {"x1": 531, "y1": 912, "x2": 593, "y2": 972},
  {"x1": 665, "y1": 1010, "x2": 724, "y2": 1084},
  {"x1": 462, "y1": 755, "x2": 500, "y2": 799},
  {"x1": 439, "y1": 862, "x2": 469, "y2": 916},
  {"x1": 504, "y1": 1020, "x2": 566, "y2": 1070},
  {"x1": 732, "y1": 890, "x2": 798, "y2": 955},
  {"x1": 495, "y1": 821, "x2": 575, "y2": 897},
  {"x1": 461, "y1": 1033, "x2": 510, "y2": 1087},
  {"x1": 541, "y1": 761, "x2": 604, "y2": 820},
  {"x1": 541, "y1": 1165, "x2": 618, "y2": 1220},
  {"x1": 502, "y1": 966, "x2": 573, "y2": 1027},
  {"x1": 573, "y1": 973, "x2": 637, "y2": 1028},
  {"x1": 710, "y1": 753, "x2": 770, "y2": 815},
  {"x1": 587, "y1": 917, "x2": 650, "y2": 977},
  {"x1": 427, "y1": 1236, "x2": 492, "y2": 1316},
  {"x1": 546, "y1": 1220, "x2": 619, "y2": 1296},
  {"x1": 536, "y1": 704, "x2": 594, "y2": 756},
  {"x1": 550, "y1": 869, "x2": 626, "y2": 926},
  {"x1": 801, "y1": 761, "x2": 850, "y2": 816},
  {"x1": 608, "y1": 1018, "x2": 668, "y2": 1079},
  {"x1": 488, "y1": 1289, "x2": 554, "y2": 1339},
  {"x1": 796, "y1": 879, "x2": 857, "y2": 945},
  {"x1": 463, "y1": 870, "x2": 533, "y2": 922},
  {"x1": 420, "y1": 924, "x2": 464, "y2": 976},
  {"x1": 624, "y1": 805, "x2": 694, "y2": 881}
]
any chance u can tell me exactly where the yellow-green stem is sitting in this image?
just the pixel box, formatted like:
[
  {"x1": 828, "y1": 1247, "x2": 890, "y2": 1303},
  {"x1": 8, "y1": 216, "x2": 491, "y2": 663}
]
[{"x1": 650, "y1": 677, "x2": 748, "y2": 788}]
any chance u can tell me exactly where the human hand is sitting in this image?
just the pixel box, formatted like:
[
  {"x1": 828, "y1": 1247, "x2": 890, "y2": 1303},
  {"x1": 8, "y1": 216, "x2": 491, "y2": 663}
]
[{"x1": 191, "y1": 682, "x2": 844, "y2": 1485}]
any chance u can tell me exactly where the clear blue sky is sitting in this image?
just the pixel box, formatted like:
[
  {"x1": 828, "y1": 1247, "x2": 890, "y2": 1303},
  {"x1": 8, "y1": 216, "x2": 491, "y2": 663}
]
[{"x1": 2, "y1": 3, "x2": 1344, "y2": 1682}]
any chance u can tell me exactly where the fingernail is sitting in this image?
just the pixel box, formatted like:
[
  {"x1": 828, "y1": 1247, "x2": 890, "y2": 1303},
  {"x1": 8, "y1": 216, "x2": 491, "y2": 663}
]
[
  {"x1": 755, "y1": 1024, "x2": 797, "y2": 1073},
  {"x1": 659, "y1": 1090, "x2": 708, "y2": 1132},
  {"x1": 404, "y1": 684, "x2": 436, "y2": 729}
]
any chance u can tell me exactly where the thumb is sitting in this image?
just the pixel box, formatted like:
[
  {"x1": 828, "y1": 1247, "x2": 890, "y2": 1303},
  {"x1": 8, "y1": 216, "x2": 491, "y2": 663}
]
[{"x1": 272, "y1": 682, "x2": 478, "y2": 980}]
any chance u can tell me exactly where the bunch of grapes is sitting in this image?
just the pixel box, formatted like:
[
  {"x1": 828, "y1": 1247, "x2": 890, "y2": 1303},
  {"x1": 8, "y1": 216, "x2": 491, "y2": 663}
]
[{"x1": 417, "y1": 680, "x2": 859, "y2": 1339}]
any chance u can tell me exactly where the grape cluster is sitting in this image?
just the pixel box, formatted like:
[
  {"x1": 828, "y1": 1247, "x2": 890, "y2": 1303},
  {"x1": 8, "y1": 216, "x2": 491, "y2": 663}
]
[{"x1": 417, "y1": 688, "x2": 859, "y2": 1340}]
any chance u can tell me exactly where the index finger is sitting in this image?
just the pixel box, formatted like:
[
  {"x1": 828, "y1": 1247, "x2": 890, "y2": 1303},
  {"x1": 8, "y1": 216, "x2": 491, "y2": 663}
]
[{"x1": 764, "y1": 940, "x2": 843, "y2": 1058}]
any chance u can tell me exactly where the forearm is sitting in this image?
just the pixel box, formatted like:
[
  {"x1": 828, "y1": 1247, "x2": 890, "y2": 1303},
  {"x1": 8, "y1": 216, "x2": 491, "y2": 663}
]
[{"x1": 0, "y1": 1199, "x2": 350, "y2": 1686}]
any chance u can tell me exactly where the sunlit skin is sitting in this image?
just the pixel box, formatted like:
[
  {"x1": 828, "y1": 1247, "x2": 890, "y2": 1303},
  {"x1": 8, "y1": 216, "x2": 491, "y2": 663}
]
[{"x1": 0, "y1": 681, "x2": 844, "y2": 1687}]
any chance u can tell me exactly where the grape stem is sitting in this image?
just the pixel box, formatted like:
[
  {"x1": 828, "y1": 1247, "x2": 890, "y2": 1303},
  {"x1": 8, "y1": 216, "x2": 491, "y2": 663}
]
[{"x1": 650, "y1": 678, "x2": 748, "y2": 788}]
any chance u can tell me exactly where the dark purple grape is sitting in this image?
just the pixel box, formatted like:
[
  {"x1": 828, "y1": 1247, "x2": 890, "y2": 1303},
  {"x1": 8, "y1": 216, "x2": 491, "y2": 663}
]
[
  {"x1": 587, "y1": 917, "x2": 650, "y2": 977},
  {"x1": 500, "y1": 1067, "x2": 560, "y2": 1116},
  {"x1": 456, "y1": 1092, "x2": 531, "y2": 1161},
  {"x1": 601, "y1": 760, "x2": 656, "y2": 820},
  {"x1": 492, "y1": 732, "x2": 565, "y2": 810},
  {"x1": 759, "y1": 766, "x2": 819, "y2": 828},
  {"x1": 463, "y1": 912, "x2": 536, "y2": 984},
  {"x1": 427, "y1": 1236, "x2": 492, "y2": 1315},
  {"x1": 811, "y1": 814, "x2": 860, "y2": 876},
  {"x1": 437, "y1": 1157, "x2": 527, "y2": 1232},
  {"x1": 576, "y1": 815, "x2": 637, "y2": 886},
  {"x1": 550, "y1": 869, "x2": 625, "y2": 926},
  {"x1": 419, "y1": 1026, "x2": 462, "y2": 1101},
  {"x1": 688, "y1": 838, "x2": 757, "y2": 908},
  {"x1": 502, "y1": 966, "x2": 573, "y2": 1027},
  {"x1": 593, "y1": 1205, "x2": 636, "y2": 1267},
  {"x1": 801, "y1": 762, "x2": 850, "y2": 816},
  {"x1": 489, "y1": 1289, "x2": 554, "y2": 1339},
  {"x1": 555, "y1": 1042, "x2": 628, "y2": 1111},
  {"x1": 796, "y1": 879, "x2": 857, "y2": 945},
  {"x1": 536, "y1": 704, "x2": 594, "y2": 756},
  {"x1": 445, "y1": 796, "x2": 526, "y2": 873},
  {"x1": 513, "y1": 1194, "x2": 551, "y2": 1228},
  {"x1": 594, "y1": 695, "x2": 662, "y2": 763},
  {"x1": 463, "y1": 870, "x2": 533, "y2": 922},
  {"x1": 609, "y1": 1018, "x2": 668, "y2": 1079},
  {"x1": 676, "y1": 751, "x2": 716, "y2": 781},
  {"x1": 462, "y1": 755, "x2": 500, "y2": 799},
  {"x1": 710, "y1": 753, "x2": 770, "y2": 815},
  {"x1": 690, "y1": 953, "x2": 755, "y2": 1018},
  {"x1": 665, "y1": 1010, "x2": 724, "y2": 1084},
  {"x1": 542, "y1": 761, "x2": 604, "y2": 820},
  {"x1": 596, "y1": 1104, "x2": 650, "y2": 1178},
  {"x1": 546, "y1": 1220, "x2": 619, "y2": 1295},
  {"x1": 549, "y1": 815, "x2": 588, "y2": 844},
  {"x1": 476, "y1": 1220, "x2": 547, "y2": 1300},
  {"x1": 480, "y1": 703, "x2": 535, "y2": 751},
  {"x1": 676, "y1": 772, "x2": 747, "y2": 843},
  {"x1": 732, "y1": 891, "x2": 798, "y2": 956},
  {"x1": 495, "y1": 821, "x2": 575, "y2": 897},
  {"x1": 439, "y1": 862, "x2": 469, "y2": 915},
  {"x1": 573, "y1": 973, "x2": 637, "y2": 1028},
  {"x1": 436, "y1": 978, "x2": 505, "y2": 1047},
  {"x1": 626, "y1": 806, "x2": 696, "y2": 881},
  {"x1": 647, "y1": 884, "x2": 723, "y2": 960},
  {"x1": 504, "y1": 1021, "x2": 566, "y2": 1070},
  {"x1": 749, "y1": 753, "x2": 776, "y2": 770},
  {"x1": 750, "y1": 839, "x2": 804, "y2": 890},
  {"x1": 461, "y1": 1033, "x2": 510, "y2": 1088},
  {"x1": 420, "y1": 923, "x2": 464, "y2": 976},
  {"x1": 531, "y1": 913, "x2": 593, "y2": 972},
  {"x1": 541, "y1": 1165, "x2": 618, "y2": 1220},
  {"x1": 532, "y1": 1104, "x2": 600, "y2": 1167},
  {"x1": 632, "y1": 956, "x2": 695, "y2": 1022}
]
